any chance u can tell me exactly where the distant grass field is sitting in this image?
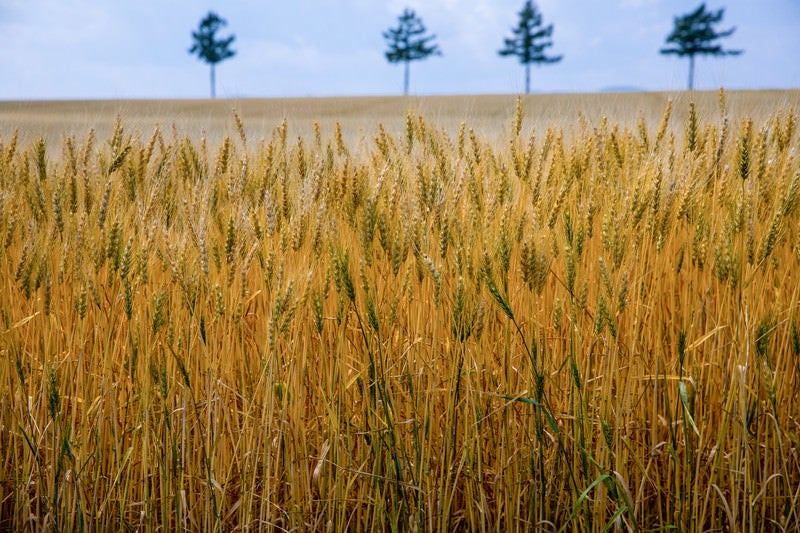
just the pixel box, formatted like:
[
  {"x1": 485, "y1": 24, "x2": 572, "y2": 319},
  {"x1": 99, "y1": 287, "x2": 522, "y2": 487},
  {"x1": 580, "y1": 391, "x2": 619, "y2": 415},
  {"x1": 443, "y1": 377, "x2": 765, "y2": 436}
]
[
  {"x1": 1, "y1": 90, "x2": 799, "y2": 531},
  {"x1": 2, "y1": 90, "x2": 798, "y2": 143}
]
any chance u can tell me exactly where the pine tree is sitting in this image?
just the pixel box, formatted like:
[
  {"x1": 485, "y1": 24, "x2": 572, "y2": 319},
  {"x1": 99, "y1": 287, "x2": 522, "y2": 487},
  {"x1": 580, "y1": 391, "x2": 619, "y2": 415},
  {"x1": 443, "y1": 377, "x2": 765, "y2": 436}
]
[
  {"x1": 189, "y1": 11, "x2": 236, "y2": 99},
  {"x1": 661, "y1": 3, "x2": 742, "y2": 90},
  {"x1": 499, "y1": 0, "x2": 562, "y2": 94},
  {"x1": 383, "y1": 8, "x2": 441, "y2": 96}
]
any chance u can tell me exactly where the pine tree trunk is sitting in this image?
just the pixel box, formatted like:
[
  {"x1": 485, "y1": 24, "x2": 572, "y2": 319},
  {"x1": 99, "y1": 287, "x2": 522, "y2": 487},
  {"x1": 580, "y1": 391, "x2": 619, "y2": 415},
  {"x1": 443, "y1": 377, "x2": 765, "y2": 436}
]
[
  {"x1": 404, "y1": 61, "x2": 410, "y2": 96},
  {"x1": 688, "y1": 55, "x2": 695, "y2": 91},
  {"x1": 525, "y1": 63, "x2": 531, "y2": 94},
  {"x1": 211, "y1": 63, "x2": 216, "y2": 99}
]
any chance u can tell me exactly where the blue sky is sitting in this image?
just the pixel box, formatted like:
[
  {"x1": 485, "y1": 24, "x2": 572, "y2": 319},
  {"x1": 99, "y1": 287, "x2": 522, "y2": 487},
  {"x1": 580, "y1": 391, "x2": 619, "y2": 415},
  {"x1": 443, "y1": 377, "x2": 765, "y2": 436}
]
[{"x1": 1, "y1": 0, "x2": 798, "y2": 99}]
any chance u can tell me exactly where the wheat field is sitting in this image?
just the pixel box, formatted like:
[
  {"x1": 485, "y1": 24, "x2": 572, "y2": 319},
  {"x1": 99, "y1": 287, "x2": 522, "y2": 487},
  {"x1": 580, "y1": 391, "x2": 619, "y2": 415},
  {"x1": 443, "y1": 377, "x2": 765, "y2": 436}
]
[{"x1": 1, "y1": 91, "x2": 799, "y2": 531}]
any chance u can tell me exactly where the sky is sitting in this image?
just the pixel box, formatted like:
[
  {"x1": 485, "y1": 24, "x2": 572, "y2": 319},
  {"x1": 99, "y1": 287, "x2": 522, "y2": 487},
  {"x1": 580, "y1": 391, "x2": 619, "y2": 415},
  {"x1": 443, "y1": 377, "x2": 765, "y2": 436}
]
[{"x1": 1, "y1": 0, "x2": 798, "y2": 100}]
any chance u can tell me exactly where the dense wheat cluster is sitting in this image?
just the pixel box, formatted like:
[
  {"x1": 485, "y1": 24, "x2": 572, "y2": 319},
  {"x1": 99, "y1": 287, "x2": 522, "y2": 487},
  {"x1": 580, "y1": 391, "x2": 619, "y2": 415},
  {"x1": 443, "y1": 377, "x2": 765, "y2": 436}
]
[{"x1": 1, "y1": 94, "x2": 799, "y2": 531}]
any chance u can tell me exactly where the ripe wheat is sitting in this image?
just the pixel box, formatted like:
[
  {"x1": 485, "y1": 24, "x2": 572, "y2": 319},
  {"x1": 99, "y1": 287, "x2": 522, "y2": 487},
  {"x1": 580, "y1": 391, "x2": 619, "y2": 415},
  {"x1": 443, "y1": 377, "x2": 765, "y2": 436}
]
[{"x1": 1, "y1": 96, "x2": 799, "y2": 531}]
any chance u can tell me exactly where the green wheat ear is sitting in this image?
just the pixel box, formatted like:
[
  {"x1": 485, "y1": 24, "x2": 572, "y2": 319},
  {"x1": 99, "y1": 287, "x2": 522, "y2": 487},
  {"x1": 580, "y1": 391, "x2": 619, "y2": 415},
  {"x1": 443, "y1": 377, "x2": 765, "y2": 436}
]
[
  {"x1": 481, "y1": 254, "x2": 514, "y2": 321},
  {"x1": 601, "y1": 419, "x2": 614, "y2": 449},
  {"x1": 312, "y1": 290, "x2": 324, "y2": 334},
  {"x1": 47, "y1": 366, "x2": 60, "y2": 422},
  {"x1": 152, "y1": 290, "x2": 166, "y2": 334},
  {"x1": 738, "y1": 120, "x2": 752, "y2": 181},
  {"x1": 332, "y1": 249, "x2": 356, "y2": 303}
]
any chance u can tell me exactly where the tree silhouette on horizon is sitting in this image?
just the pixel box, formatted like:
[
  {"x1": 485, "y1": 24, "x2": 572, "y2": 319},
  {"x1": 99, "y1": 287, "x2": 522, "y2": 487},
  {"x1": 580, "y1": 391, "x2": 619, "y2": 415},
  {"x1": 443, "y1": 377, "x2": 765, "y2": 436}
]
[
  {"x1": 383, "y1": 8, "x2": 441, "y2": 96},
  {"x1": 661, "y1": 3, "x2": 742, "y2": 90},
  {"x1": 499, "y1": 0, "x2": 562, "y2": 94},
  {"x1": 189, "y1": 11, "x2": 236, "y2": 99}
]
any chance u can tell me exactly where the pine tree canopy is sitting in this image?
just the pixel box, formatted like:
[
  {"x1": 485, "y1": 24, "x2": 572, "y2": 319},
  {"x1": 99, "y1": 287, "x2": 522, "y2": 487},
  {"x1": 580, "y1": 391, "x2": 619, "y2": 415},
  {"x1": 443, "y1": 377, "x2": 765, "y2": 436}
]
[
  {"x1": 383, "y1": 9, "x2": 441, "y2": 64},
  {"x1": 661, "y1": 3, "x2": 741, "y2": 58},
  {"x1": 499, "y1": 0, "x2": 562, "y2": 66},
  {"x1": 190, "y1": 11, "x2": 236, "y2": 66}
]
